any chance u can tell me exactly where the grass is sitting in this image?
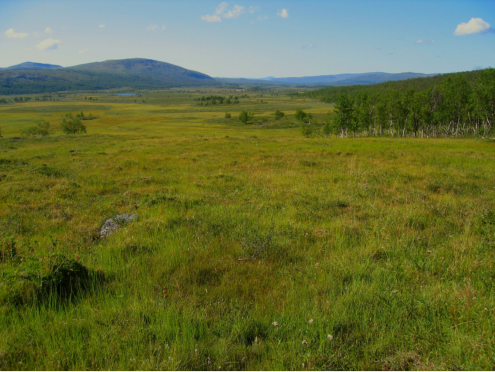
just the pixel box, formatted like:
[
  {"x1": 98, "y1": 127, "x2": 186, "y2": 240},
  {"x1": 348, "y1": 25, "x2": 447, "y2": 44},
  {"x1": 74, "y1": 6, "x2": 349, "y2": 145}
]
[{"x1": 0, "y1": 88, "x2": 494, "y2": 370}]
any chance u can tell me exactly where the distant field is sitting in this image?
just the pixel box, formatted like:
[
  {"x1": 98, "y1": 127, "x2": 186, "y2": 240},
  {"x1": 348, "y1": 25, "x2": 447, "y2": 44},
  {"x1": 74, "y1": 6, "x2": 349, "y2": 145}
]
[
  {"x1": 0, "y1": 89, "x2": 494, "y2": 370},
  {"x1": 2, "y1": 104, "x2": 114, "y2": 114}
]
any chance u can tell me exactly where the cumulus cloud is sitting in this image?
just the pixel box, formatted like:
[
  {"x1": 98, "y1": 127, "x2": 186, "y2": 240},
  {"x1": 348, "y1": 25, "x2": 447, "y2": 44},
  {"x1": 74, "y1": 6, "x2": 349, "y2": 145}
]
[
  {"x1": 454, "y1": 18, "x2": 491, "y2": 35},
  {"x1": 36, "y1": 38, "x2": 61, "y2": 51},
  {"x1": 201, "y1": 2, "x2": 247, "y2": 22},
  {"x1": 415, "y1": 39, "x2": 434, "y2": 44},
  {"x1": 224, "y1": 5, "x2": 245, "y2": 19},
  {"x1": 5, "y1": 28, "x2": 29, "y2": 39},
  {"x1": 216, "y1": 2, "x2": 228, "y2": 14},
  {"x1": 98, "y1": 24, "x2": 105, "y2": 28},
  {"x1": 258, "y1": 15, "x2": 268, "y2": 21},
  {"x1": 44, "y1": 27, "x2": 52, "y2": 33},
  {"x1": 78, "y1": 48, "x2": 89, "y2": 54},
  {"x1": 277, "y1": 9, "x2": 289, "y2": 18},
  {"x1": 201, "y1": 14, "x2": 222, "y2": 23},
  {"x1": 248, "y1": 6, "x2": 259, "y2": 14}
]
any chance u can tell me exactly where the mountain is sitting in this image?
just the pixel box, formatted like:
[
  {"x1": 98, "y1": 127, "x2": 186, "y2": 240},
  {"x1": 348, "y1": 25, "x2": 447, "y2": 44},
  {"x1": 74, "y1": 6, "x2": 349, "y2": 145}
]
[
  {"x1": 0, "y1": 57, "x2": 437, "y2": 95},
  {"x1": 67, "y1": 58, "x2": 212, "y2": 81},
  {"x1": 6, "y1": 62, "x2": 62, "y2": 70},
  {"x1": 0, "y1": 58, "x2": 217, "y2": 94},
  {"x1": 217, "y1": 72, "x2": 436, "y2": 86}
]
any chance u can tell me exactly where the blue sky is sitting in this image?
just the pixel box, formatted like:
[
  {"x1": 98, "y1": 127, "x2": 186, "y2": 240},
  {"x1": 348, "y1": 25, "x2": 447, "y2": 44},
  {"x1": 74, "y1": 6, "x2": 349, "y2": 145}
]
[{"x1": 1, "y1": 0, "x2": 493, "y2": 77}]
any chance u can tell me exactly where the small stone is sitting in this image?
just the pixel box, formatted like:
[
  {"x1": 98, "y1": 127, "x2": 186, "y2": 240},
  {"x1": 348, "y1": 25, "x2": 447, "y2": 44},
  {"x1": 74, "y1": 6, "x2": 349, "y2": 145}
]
[
  {"x1": 392, "y1": 290, "x2": 398, "y2": 294},
  {"x1": 327, "y1": 334, "x2": 333, "y2": 340},
  {"x1": 272, "y1": 322, "x2": 279, "y2": 327},
  {"x1": 308, "y1": 319, "x2": 313, "y2": 324},
  {"x1": 99, "y1": 213, "x2": 138, "y2": 238},
  {"x1": 302, "y1": 340, "x2": 308, "y2": 345}
]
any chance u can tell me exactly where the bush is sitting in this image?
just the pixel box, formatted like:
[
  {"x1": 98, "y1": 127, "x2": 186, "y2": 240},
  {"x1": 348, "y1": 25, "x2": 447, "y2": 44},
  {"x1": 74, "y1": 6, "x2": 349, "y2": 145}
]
[
  {"x1": 239, "y1": 110, "x2": 254, "y2": 124},
  {"x1": 61, "y1": 115, "x2": 86, "y2": 135},
  {"x1": 225, "y1": 112, "x2": 232, "y2": 119},
  {"x1": 295, "y1": 109, "x2": 313, "y2": 123},
  {"x1": 274, "y1": 110, "x2": 285, "y2": 121},
  {"x1": 21, "y1": 119, "x2": 51, "y2": 138}
]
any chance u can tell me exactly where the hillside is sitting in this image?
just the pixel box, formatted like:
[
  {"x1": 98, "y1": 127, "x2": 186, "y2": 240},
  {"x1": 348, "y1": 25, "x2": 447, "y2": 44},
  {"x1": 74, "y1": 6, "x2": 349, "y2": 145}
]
[
  {"x1": 304, "y1": 68, "x2": 485, "y2": 102},
  {"x1": 5, "y1": 62, "x2": 62, "y2": 70},
  {"x1": 0, "y1": 58, "x2": 217, "y2": 95}
]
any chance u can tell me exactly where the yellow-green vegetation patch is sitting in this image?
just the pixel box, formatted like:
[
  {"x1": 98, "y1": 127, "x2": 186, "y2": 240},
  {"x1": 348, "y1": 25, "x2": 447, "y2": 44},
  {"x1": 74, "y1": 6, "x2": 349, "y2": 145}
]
[
  {"x1": 0, "y1": 89, "x2": 494, "y2": 370},
  {"x1": 2, "y1": 104, "x2": 113, "y2": 113}
]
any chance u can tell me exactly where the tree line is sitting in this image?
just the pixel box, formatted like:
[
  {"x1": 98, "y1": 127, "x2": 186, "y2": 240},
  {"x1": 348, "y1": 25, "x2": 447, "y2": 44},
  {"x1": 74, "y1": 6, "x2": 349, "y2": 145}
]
[
  {"x1": 194, "y1": 95, "x2": 240, "y2": 105},
  {"x1": 305, "y1": 69, "x2": 495, "y2": 138}
]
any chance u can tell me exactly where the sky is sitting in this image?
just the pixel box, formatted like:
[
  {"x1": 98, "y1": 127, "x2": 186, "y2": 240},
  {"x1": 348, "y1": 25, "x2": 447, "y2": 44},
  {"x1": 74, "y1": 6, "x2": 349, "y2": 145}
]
[{"x1": 0, "y1": 0, "x2": 494, "y2": 78}]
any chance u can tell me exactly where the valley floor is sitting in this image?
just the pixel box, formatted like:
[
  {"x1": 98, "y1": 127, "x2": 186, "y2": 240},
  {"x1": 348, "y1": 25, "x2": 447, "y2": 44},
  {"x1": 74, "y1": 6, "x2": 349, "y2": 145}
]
[{"x1": 0, "y1": 90, "x2": 494, "y2": 370}]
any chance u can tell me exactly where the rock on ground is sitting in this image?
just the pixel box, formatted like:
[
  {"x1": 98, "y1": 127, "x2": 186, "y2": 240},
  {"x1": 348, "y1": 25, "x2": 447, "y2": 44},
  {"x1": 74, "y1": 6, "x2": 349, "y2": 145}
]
[{"x1": 99, "y1": 213, "x2": 138, "y2": 238}]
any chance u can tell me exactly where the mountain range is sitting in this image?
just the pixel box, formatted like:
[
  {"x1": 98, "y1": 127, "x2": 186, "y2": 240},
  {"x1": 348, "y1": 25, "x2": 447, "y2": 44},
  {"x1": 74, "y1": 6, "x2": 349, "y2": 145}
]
[
  {"x1": 216, "y1": 72, "x2": 436, "y2": 87},
  {"x1": 0, "y1": 58, "x2": 437, "y2": 95}
]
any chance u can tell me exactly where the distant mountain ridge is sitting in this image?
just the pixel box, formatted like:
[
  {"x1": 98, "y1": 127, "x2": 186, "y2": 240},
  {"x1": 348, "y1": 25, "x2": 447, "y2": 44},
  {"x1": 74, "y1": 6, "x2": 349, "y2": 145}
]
[
  {"x1": 0, "y1": 58, "x2": 217, "y2": 95},
  {"x1": 66, "y1": 58, "x2": 212, "y2": 81},
  {"x1": 0, "y1": 58, "x2": 437, "y2": 95},
  {"x1": 217, "y1": 72, "x2": 437, "y2": 86},
  {"x1": 4, "y1": 62, "x2": 62, "y2": 70}
]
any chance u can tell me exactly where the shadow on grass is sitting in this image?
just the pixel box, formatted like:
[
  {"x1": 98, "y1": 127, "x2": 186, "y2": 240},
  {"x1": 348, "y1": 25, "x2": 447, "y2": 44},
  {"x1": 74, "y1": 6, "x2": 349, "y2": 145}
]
[{"x1": 0, "y1": 253, "x2": 106, "y2": 310}]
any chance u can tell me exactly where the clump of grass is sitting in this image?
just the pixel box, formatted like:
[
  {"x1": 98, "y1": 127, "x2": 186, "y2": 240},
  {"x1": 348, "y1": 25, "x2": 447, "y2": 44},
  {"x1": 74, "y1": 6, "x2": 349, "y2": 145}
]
[{"x1": 0, "y1": 253, "x2": 101, "y2": 307}]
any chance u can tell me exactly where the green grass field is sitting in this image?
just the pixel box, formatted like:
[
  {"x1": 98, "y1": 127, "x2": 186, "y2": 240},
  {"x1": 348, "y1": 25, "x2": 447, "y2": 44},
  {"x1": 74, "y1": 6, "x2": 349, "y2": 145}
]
[{"x1": 1, "y1": 89, "x2": 494, "y2": 370}]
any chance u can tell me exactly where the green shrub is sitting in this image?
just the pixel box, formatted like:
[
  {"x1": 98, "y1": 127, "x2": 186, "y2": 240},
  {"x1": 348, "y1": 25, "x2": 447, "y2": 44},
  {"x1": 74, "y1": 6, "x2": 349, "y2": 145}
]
[
  {"x1": 238, "y1": 110, "x2": 254, "y2": 124},
  {"x1": 61, "y1": 116, "x2": 87, "y2": 135},
  {"x1": 21, "y1": 119, "x2": 51, "y2": 138},
  {"x1": 295, "y1": 109, "x2": 313, "y2": 123},
  {"x1": 274, "y1": 110, "x2": 285, "y2": 121}
]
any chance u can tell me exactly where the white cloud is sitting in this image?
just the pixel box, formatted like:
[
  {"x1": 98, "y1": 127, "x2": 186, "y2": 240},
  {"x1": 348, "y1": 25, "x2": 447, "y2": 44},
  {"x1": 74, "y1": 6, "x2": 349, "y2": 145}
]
[
  {"x1": 98, "y1": 24, "x2": 105, "y2": 28},
  {"x1": 201, "y1": 14, "x2": 222, "y2": 23},
  {"x1": 5, "y1": 28, "x2": 29, "y2": 39},
  {"x1": 201, "y1": 2, "x2": 247, "y2": 22},
  {"x1": 216, "y1": 2, "x2": 228, "y2": 15},
  {"x1": 36, "y1": 38, "x2": 61, "y2": 51},
  {"x1": 454, "y1": 18, "x2": 490, "y2": 35},
  {"x1": 78, "y1": 48, "x2": 89, "y2": 54},
  {"x1": 223, "y1": 5, "x2": 245, "y2": 19},
  {"x1": 415, "y1": 39, "x2": 434, "y2": 44},
  {"x1": 249, "y1": 6, "x2": 259, "y2": 14},
  {"x1": 277, "y1": 9, "x2": 289, "y2": 18},
  {"x1": 162, "y1": 24, "x2": 166, "y2": 30},
  {"x1": 44, "y1": 27, "x2": 52, "y2": 33},
  {"x1": 257, "y1": 15, "x2": 268, "y2": 21},
  {"x1": 33, "y1": 31, "x2": 41, "y2": 37}
]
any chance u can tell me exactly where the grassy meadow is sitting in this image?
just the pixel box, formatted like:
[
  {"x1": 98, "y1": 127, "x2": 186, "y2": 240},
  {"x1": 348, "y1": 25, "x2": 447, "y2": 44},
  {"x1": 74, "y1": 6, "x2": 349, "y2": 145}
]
[{"x1": 0, "y1": 88, "x2": 494, "y2": 370}]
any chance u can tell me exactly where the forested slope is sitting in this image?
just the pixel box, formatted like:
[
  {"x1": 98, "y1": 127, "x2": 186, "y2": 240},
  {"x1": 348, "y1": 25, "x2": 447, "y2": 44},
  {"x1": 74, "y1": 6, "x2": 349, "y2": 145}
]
[{"x1": 303, "y1": 68, "x2": 495, "y2": 138}]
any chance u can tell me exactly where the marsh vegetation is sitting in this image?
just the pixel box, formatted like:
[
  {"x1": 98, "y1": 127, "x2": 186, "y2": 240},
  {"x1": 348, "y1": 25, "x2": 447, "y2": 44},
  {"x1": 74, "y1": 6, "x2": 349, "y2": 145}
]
[{"x1": 0, "y1": 87, "x2": 494, "y2": 370}]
